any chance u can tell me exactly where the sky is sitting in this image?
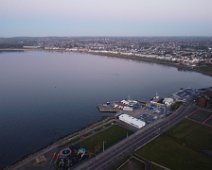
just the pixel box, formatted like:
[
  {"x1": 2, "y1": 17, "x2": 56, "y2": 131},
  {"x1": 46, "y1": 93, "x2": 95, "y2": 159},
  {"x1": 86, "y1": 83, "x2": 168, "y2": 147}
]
[{"x1": 0, "y1": 0, "x2": 212, "y2": 37}]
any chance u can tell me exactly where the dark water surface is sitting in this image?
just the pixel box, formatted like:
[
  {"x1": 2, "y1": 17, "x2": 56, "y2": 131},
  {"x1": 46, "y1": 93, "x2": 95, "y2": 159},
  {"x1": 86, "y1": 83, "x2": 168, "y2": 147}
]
[{"x1": 0, "y1": 51, "x2": 211, "y2": 168}]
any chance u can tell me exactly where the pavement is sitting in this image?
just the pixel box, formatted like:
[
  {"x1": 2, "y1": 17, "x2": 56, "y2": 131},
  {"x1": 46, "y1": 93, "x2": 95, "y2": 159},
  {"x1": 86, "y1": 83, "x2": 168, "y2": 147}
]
[
  {"x1": 6, "y1": 100, "x2": 197, "y2": 170},
  {"x1": 5, "y1": 117, "x2": 116, "y2": 170},
  {"x1": 74, "y1": 101, "x2": 197, "y2": 170}
]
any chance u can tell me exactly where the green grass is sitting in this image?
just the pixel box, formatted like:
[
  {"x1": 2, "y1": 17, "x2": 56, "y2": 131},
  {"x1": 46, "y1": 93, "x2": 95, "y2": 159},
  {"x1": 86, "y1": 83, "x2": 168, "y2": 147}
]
[
  {"x1": 167, "y1": 119, "x2": 212, "y2": 150},
  {"x1": 197, "y1": 64, "x2": 212, "y2": 72},
  {"x1": 136, "y1": 120, "x2": 212, "y2": 170},
  {"x1": 151, "y1": 164, "x2": 166, "y2": 170},
  {"x1": 117, "y1": 157, "x2": 145, "y2": 170},
  {"x1": 58, "y1": 137, "x2": 80, "y2": 148},
  {"x1": 77, "y1": 125, "x2": 133, "y2": 155},
  {"x1": 205, "y1": 117, "x2": 212, "y2": 126},
  {"x1": 189, "y1": 111, "x2": 212, "y2": 122},
  {"x1": 167, "y1": 119, "x2": 197, "y2": 139},
  {"x1": 111, "y1": 156, "x2": 131, "y2": 170}
]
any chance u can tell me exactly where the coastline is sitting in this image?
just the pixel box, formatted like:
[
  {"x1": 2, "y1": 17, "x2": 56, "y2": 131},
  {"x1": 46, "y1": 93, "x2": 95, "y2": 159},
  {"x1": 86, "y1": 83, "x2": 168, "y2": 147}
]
[
  {"x1": 2, "y1": 48, "x2": 210, "y2": 77},
  {"x1": 2, "y1": 48, "x2": 212, "y2": 169},
  {"x1": 5, "y1": 116, "x2": 113, "y2": 170},
  {"x1": 87, "y1": 51, "x2": 212, "y2": 77}
]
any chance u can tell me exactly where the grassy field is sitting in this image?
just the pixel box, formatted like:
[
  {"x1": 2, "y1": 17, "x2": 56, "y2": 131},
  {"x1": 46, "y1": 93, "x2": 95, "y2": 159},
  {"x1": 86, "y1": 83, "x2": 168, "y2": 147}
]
[
  {"x1": 196, "y1": 64, "x2": 212, "y2": 72},
  {"x1": 58, "y1": 122, "x2": 116, "y2": 148},
  {"x1": 205, "y1": 117, "x2": 212, "y2": 126},
  {"x1": 136, "y1": 119, "x2": 212, "y2": 170},
  {"x1": 167, "y1": 119, "x2": 212, "y2": 150},
  {"x1": 151, "y1": 164, "x2": 166, "y2": 170},
  {"x1": 189, "y1": 111, "x2": 212, "y2": 122},
  {"x1": 116, "y1": 157, "x2": 145, "y2": 170},
  {"x1": 77, "y1": 125, "x2": 133, "y2": 155}
]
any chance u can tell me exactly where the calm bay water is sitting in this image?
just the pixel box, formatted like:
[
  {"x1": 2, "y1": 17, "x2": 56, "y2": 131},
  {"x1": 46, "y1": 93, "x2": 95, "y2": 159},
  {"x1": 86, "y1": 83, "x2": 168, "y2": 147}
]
[{"x1": 0, "y1": 51, "x2": 211, "y2": 168}]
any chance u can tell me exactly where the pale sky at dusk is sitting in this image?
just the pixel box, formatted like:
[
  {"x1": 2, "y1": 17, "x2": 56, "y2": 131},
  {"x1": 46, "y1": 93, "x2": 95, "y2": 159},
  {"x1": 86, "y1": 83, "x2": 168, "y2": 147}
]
[{"x1": 0, "y1": 0, "x2": 212, "y2": 37}]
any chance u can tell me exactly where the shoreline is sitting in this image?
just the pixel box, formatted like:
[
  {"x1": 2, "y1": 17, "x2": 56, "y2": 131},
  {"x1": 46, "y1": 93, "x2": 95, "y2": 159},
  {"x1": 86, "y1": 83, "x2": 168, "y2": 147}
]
[
  {"x1": 2, "y1": 48, "x2": 212, "y2": 169},
  {"x1": 4, "y1": 116, "x2": 113, "y2": 170},
  {"x1": 1, "y1": 48, "x2": 211, "y2": 77},
  {"x1": 87, "y1": 51, "x2": 212, "y2": 77}
]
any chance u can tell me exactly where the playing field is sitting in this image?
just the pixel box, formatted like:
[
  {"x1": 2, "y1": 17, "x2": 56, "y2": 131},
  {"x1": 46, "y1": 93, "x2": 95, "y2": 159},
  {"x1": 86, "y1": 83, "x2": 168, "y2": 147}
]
[
  {"x1": 136, "y1": 119, "x2": 212, "y2": 170},
  {"x1": 116, "y1": 157, "x2": 145, "y2": 170},
  {"x1": 205, "y1": 116, "x2": 212, "y2": 126},
  {"x1": 77, "y1": 125, "x2": 133, "y2": 155},
  {"x1": 189, "y1": 110, "x2": 212, "y2": 122}
]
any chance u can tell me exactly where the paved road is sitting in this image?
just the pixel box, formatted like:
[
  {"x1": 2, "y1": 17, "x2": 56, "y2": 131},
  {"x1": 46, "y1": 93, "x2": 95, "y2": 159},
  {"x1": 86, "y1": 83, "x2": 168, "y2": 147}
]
[
  {"x1": 74, "y1": 102, "x2": 197, "y2": 170},
  {"x1": 6, "y1": 117, "x2": 116, "y2": 170}
]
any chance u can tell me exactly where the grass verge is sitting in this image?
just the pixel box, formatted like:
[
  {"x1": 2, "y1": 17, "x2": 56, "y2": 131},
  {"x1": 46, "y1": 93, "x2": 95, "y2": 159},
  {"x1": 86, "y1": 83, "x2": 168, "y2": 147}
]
[
  {"x1": 77, "y1": 125, "x2": 133, "y2": 155},
  {"x1": 136, "y1": 119, "x2": 212, "y2": 170},
  {"x1": 116, "y1": 157, "x2": 145, "y2": 170},
  {"x1": 189, "y1": 111, "x2": 212, "y2": 122},
  {"x1": 196, "y1": 64, "x2": 212, "y2": 73}
]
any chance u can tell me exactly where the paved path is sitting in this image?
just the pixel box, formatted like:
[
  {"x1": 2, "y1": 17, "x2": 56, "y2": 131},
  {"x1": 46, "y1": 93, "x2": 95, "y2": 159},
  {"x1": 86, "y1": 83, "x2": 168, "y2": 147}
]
[
  {"x1": 5, "y1": 117, "x2": 116, "y2": 170},
  {"x1": 7, "y1": 102, "x2": 197, "y2": 170},
  {"x1": 74, "y1": 102, "x2": 197, "y2": 170}
]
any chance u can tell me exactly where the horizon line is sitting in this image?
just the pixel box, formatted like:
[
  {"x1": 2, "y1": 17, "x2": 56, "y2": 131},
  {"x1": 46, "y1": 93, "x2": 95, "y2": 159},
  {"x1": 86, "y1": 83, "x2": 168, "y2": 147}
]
[{"x1": 1, "y1": 35, "x2": 212, "y2": 39}]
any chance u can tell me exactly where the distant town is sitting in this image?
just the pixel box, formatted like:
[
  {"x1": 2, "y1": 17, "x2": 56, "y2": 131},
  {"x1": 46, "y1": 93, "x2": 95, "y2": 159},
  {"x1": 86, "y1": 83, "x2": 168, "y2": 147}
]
[{"x1": 0, "y1": 37, "x2": 212, "y2": 76}]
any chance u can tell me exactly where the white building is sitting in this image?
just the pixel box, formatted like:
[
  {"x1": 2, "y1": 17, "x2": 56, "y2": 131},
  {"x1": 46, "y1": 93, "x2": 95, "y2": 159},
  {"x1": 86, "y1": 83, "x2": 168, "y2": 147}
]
[
  {"x1": 121, "y1": 100, "x2": 138, "y2": 107},
  {"x1": 119, "y1": 114, "x2": 146, "y2": 129},
  {"x1": 163, "y1": 98, "x2": 174, "y2": 106},
  {"x1": 123, "y1": 106, "x2": 133, "y2": 111}
]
